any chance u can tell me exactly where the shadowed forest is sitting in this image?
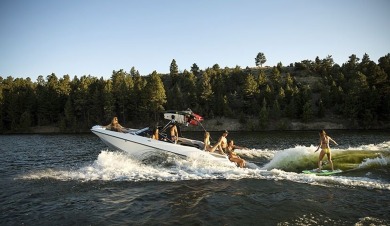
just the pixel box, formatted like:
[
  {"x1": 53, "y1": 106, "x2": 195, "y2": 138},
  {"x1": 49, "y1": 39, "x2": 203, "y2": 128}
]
[{"x1": 1, "y1": 53, "x2": 389, "y2": 133}]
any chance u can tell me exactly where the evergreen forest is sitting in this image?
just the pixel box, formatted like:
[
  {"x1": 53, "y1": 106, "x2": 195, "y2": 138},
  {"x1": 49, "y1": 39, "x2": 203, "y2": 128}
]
[{"x1": 1, "y1": 53, "x2": 390, "y2": 133}]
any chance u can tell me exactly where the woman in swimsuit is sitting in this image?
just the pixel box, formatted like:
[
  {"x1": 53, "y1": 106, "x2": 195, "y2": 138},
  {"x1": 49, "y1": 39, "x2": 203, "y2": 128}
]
[
  {"x1": 315, "y1": 130, "x2": 338, "y2": 171},
  {"x1": 226, "y1": 140, "x2": 246, "y2": 168},
  {"x1": 105, "y1": 117, "x2": 125, "y2": 132},
  {"x1": 203, "y1": 132, "x2": 223, "y2": 153}
]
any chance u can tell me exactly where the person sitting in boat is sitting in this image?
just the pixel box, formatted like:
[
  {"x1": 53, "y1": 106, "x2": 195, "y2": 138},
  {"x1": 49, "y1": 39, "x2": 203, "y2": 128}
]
[
  {"x1": 226, "y1": 139, "x2": 246, "y2": 168},
  {"x1": 203, "y1": 132, "x2": 223, "y2": 154},
  {"x1": 216, "y1": 130, "x2": 229, "y2": 154},
  {"x1": 105, "y1": 116, "x2": 125, "y2": 132}
]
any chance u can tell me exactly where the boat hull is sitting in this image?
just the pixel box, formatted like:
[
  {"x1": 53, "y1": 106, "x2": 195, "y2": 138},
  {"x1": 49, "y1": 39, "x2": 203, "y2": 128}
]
[{"x1": 91, "y1": 126, "x2": 232, "y2": 165}]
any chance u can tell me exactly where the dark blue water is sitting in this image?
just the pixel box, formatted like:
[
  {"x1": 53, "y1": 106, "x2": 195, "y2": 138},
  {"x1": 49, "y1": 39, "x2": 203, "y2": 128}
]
[{"x1": 1, "y1": 131, "x2": 389, "y2": 225}]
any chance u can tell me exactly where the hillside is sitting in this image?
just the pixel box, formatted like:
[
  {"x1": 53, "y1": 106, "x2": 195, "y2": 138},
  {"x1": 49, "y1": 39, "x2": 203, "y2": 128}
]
[{"x1": 1, "y1": 54, "x2": 390, "y2": 133}]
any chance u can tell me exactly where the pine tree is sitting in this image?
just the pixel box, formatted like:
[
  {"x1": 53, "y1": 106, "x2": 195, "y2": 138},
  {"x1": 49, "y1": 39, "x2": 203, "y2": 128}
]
[
  {"x1": 243, "y1": 74, "x2": 259, "y2": 98},
  {"x1": 271, "y1": 99, "x2": 281, "y2": 119},
  {"x1": 103, "y1": 80, "x2": 115, "y2": 123},
  {"x1": 197, "y1": 72, "x2": 213, "y2": 112},
  {"x1": 317, "y1": 99, "x2": 325, "y2": 118},
  {"x1": 255, "y1": 52, "x2": 267, "y2": 67},
  {"x1": 170, "y1": 59, "x2": 179, "y2": 86},
  {"x1": 146, "y1": 71, "x2": 167, "y2": 121},
  {"x1": 302, "y1": 101, "x2": 313, "y2": 122},
  {"x1": 191, "y1": 63, "x2": 200, "y2": 77},
  {"x1": 257, "y1": 69, "x2": 267, "y2": 86},
  {"x1": 63, "y1": 96, "x2": 76, "y2": 131},
  {"x1": 259, "y1": 98, "x2": 269, "y2": 128}
]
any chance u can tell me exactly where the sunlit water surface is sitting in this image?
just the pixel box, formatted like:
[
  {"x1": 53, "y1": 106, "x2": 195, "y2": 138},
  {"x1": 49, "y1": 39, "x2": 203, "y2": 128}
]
[{"x1": 1, "y1": 130, "x2": 389, "y2": 225}]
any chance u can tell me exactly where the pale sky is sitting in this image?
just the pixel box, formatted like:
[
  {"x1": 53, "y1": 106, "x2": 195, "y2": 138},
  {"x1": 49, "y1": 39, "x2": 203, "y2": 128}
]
[{"x1": 1, "y1": 0, "x2": 389, "y2": 80}]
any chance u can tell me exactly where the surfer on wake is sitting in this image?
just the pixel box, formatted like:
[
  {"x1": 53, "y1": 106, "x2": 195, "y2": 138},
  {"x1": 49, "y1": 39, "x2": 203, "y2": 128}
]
[{"x1": 315, "y1": 130, "x2": 338, "y2": 172}]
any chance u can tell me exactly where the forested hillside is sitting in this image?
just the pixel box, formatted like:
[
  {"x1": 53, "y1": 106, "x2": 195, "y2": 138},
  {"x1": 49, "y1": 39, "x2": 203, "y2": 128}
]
[{"x1": 1, "y1": 53, "x2": 389, "y2": 133}]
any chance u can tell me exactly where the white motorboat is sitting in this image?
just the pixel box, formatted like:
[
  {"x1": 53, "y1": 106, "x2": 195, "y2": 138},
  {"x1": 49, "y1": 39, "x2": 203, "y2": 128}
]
[{"x1": 91, "y1": 110, "x2": 233, "y2": 165}]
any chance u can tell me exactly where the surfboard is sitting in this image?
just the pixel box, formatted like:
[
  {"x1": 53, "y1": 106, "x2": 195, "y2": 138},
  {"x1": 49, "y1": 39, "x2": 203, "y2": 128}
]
[{"x1": 302, "y1": 169, "x2": 342, "y2": 176}]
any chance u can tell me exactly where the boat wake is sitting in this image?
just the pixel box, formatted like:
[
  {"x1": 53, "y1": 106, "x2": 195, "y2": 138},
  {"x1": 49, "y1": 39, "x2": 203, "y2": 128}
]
[
  {"x1": 257, "y1": 141, "x2": 390, "y2": 173},
  {"x1": 19, "y1": 141, "x2": 390, "y2": 190}
]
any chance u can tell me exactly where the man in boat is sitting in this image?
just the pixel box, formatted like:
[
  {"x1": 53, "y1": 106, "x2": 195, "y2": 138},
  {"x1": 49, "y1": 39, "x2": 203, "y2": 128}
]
[
  {"x1": 152, "y1": 127, "x2": 159, "y2": 140},
  {"x1": 169, "y1": 122, "x2": 179, "y2": 144},
  {"x1": 217, "y1": 130, "x2": 229, "y2": 154}
]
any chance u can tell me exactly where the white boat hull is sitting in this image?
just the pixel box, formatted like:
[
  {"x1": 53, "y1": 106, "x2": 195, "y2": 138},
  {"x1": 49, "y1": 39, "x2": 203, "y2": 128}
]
[{"x1": 91, "y1": 126, "x2": 233, "y2": 165}]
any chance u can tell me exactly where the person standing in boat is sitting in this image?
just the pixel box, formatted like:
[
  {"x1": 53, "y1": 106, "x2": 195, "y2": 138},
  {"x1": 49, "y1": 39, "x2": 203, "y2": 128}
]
[
  {"x1": 170, "y1": 122, "x2": 179, "y2": 144},
  {"x1": 105, "y1": 116, "x2": 125, "y2": 132},
  {"x1": 203, "y1": 132, "x2": 223, "y2": 153},
  {"x1": 315, "y1": 130, "x2": 338, "y2": 171},
  {"x1": 152, "y1": 127, "x2": 159, "y2": 140},
  {"x1": 226, "y1": 140, "x2": 246, "y2": 168}
]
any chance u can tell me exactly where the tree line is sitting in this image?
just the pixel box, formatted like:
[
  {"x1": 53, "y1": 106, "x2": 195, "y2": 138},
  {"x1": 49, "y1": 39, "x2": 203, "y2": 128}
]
[{"x1": 1, "y1": 53, "x2": 389, "y2": 133}]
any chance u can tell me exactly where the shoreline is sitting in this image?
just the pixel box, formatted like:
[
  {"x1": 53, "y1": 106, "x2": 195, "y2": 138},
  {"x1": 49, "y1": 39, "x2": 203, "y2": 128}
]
[{"x1": 2, "y1": 118, "x2": 389, "y2": 134}]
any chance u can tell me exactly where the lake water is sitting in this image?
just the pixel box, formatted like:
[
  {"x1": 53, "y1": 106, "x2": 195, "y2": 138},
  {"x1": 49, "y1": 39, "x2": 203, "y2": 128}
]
[{"x1": 1, "y1": 130, "x2": 389, "y2": 225}]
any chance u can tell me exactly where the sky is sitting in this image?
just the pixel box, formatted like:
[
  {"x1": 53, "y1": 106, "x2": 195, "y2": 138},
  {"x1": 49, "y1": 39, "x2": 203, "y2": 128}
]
[{"x1": 1, "y1": 0, "x2": 389, "y2": 81}]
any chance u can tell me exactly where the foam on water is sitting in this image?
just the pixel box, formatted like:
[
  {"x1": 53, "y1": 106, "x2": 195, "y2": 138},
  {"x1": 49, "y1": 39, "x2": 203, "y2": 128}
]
[
  {"x1": 269, "y1": 169, "x2": 390, "y2": 190},
  {"x1": 358, "y1": 154, "x2": 389, "y2": 169},
  {"x1": 346, "y1": 140, "x2": 390, "y2": 151},
  {"x1": 255, "y1": 141, "x2": 390, "y2": 171},
  {"x1": 19, "y1": 140, "x2": 390, "y2": 190},
  {"x1": 261, "y1": 145, "x2": 316, "y2": 170},
  {"x1": 235, "y1": 148, "x2": 276, "y2": 159},
  {"x1": 20, "y1": 150, "x2": 263, "y2": 181}
]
